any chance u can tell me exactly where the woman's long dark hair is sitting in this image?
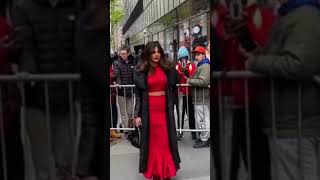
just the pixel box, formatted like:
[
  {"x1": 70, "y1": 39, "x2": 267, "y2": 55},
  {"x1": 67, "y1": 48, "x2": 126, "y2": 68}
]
[{"x1": 136, "y1": 41, "x2": 171, "y2": 74}]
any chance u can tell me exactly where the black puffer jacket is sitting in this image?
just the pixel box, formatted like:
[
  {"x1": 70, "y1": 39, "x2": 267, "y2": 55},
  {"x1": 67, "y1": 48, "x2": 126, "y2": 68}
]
[
  {"x1": 12, "y1": 0, "x2": 81, "y2": 111},
  {"x1": 113, "y1": 55, "x2": 135, "y2": 97}
]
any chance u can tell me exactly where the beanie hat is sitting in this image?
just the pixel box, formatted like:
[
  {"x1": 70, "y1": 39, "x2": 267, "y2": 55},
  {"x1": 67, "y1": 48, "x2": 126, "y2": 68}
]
[{"x1": 177, "y1": 46, "x2": 190, "y2": 60}]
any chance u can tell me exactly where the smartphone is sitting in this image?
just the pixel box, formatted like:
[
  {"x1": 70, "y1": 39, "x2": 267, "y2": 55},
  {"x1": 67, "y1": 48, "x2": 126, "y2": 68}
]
[
  {"x1": 182, "y1": 60, "x2": 186, "y2": 68},
  {"x1": 230, "y1": 1, "x2": 242, "y2": 19}
]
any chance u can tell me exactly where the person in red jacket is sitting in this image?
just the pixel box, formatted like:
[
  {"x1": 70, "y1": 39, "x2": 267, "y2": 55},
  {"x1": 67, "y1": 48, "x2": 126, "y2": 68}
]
[
  {"x1": 228, "y1": 1, "x2": 276, "y2": 180},
  {"x1": 175, "y1": 47, "x2": 196, "y2": 140},
  {"x1": 109, "y1": 64, "x2": 121, "y2": 141}
]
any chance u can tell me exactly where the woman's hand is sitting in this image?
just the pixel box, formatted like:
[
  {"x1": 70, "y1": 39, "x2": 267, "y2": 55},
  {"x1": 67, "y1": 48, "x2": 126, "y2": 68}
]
[{"x1": 134, "y1": 117, "x2": 141, "y2": 127}]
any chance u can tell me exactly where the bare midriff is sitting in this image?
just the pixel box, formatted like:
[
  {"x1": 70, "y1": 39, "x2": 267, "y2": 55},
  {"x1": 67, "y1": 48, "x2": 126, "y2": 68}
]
[{"x1": 148, "y1": 91, "x2": 166, "y2": 96}]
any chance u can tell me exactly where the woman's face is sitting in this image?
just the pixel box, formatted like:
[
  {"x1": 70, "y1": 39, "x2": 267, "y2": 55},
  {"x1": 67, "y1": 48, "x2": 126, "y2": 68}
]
[{"x1": 151, "y1": 47, "x2": 161, "y2": 63}]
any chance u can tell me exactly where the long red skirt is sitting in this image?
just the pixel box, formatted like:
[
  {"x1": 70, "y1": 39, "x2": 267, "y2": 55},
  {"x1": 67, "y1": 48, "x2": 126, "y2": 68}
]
[{"x1": 143, "y1": 95, "x2": 177, "y2": 179}]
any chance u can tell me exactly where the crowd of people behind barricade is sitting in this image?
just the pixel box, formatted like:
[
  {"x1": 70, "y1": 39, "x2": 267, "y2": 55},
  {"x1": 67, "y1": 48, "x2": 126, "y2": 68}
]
[{"x1": 109, "y1": 41, "x2": 211, "y2": 149}]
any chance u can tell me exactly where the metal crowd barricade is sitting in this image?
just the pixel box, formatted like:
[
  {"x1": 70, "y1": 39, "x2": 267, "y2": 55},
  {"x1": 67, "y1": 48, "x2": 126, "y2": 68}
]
[
  {"x1": 0, "y1": 74, "x2": 81, "y2": 180},
  {"x1": 176, "y1": 83, "x2": 211, "y2": 133},
  {"x1": 212, "y1": 71, "x2": 320, "y2": 180},
  {"x1": 109, "y1": 84, "x2": 136, "y2": 130},
  {"x1": 109, "y1": 84, "x2": 210, "y2": 133}
]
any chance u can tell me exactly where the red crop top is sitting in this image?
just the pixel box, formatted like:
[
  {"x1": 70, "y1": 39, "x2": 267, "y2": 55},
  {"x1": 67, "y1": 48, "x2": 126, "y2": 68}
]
[{"x1": 148, "y1": 65, "x2": 167, "y2": 92}]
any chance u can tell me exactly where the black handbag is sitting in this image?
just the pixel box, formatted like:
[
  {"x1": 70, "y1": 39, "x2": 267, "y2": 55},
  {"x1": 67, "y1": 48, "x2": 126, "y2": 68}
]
[{"x1": 128, "y1": 126, "x2": 141, "y2": 148}]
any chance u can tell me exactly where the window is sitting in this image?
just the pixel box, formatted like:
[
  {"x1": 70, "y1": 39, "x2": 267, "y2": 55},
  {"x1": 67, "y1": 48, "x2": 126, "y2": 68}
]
[
  {"x1": 164, "y1": 0, "x2": 168, "y2": 15},
  {"x1": 165, "y1": 28, "x2": 173, "y2": 60},
  {"x1": 149, "y1": 1, "x2": 152, "y2": 23},
  {"x1": 179, "y1": 21, "x2": 191, "y2": 48},
  {"x1": 177, "y1": 0, "x2": 192, "y2": 21},
  {"x1": 153, "y1": 33, "x2": 159, "y2": 41},
  {"x1": 154, "y1": 0, "x2": 157, "y2": 22},
  {"x1": 146, "y1": 8, "x2": 148, "y2": 26},
  {"x1": 157, "y1": 0, "x2": 161, "y2": 20},
  {"x1": 190, "y1": 13, "x2": 208, "y2": 51},
  {"x1": 149, "y1": 7, "x2": 152, "y2": 25},
  {"x1": 160, "y1": 0, "x2": 163, "y2": 18},
  {"x1": 159, "y1": 31, "x2": 165, "y2": 48},
  {"x1": 174, "y1": 0, "x2": 179, "y2": 8},
  {"x1": 145, "y1": 37, "x2": 148, "y2": 44},
  {"x1": 155, "y1": 1, "x2": 158, "y2": 21},
  {"x1": 150, "y1": 1, "x2": 155, "y2": 23},
  {"x1": 144, "y1": 11, "x2": 146, "y2": 27},
  {"x1": 169, "y1": 0, "x2": 174, "y2": 12},
  {"x1": 173, "y1": 27, "x2": 178, "y2": 62}
]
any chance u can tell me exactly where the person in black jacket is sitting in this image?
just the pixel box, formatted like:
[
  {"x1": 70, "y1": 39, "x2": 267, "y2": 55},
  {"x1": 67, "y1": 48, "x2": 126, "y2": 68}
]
[
  {"x1": 74, "y1": 0, "x2": 107, "y2": 179},
  {"x1": 11, "y1": 0, "x2": 81, "y2": 179},
  {"x1": 113, "y1": 46, "x2": 135, "y2": 130}
]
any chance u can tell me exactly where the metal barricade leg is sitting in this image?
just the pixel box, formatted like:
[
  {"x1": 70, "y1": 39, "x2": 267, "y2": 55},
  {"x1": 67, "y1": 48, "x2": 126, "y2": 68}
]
[
  {"x1": 199, "y1": 87, "x2": 210, "y2": 142},
  {"x1": 270, "y1": 79, "x2": 279, "y2": 180},
  {"x1": 117, "y1": 90, "x2": 128, "y2": 129},
  {"x1": 0, "y1": 85, "x2": 8, "y2": 180},
  {"x1": 297, "y1": 84, "x2": 304, "y2": 180},
  {"x1": 110, "y1": 87, "x2": 113, "y2": 128},
  {"x1": 123, "y1": 88, "x2": 128, "y2": 128},
  {"x1": 126, "y1": 92, "x2": 133, "y2": 128},
  {"x1": 131, "y1": 87, "x2": 135, "y2": 121},
  {"x1": 178, "y1": 93, "x2": 184, "y2": 135},
  {"x1": 181, "y1": 95, "x2": 188, "y2": 134},
  {"x1": 244, "y1": 79, "x2": 252, "y2": 180},
  {"x1": 186, "y1": 89, "x2": 190, "y2": 125},
  {"x1": 21, "y1": 81, "x2": 56, "y2": 180},
  {"x1": 72, "y1": 101, "x2": 82, "y2": 178},
  {"x1": 115, "y1": 88, "x2": 121, "y2": 129},
  {"x1": 194, "y1": 88, "x2": 197, "y2": 138},
  {"x1": 44, "y1": 81, "x2": 56, "y2": 180},
  {"x1": 217, "y1": 80, "x2": 227, "y2": 180},
  {"x1": 68, "y1": 82, "x2": 75, "y2": 145},
  {"x1": 173, "y1": 102, "x2": 179, "y2": 130},
  {"x1": 67, "y1": 81, "x2": 79, "y2": 178},
  {"x1": 19, "y1": 82, "x2": 36, "y2": 180}
]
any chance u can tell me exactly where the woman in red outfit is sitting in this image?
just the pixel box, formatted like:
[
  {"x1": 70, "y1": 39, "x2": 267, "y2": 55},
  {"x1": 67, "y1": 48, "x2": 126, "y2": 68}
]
[{"x1": 133, "y1": 41, "x2": 181, "y2": 180}]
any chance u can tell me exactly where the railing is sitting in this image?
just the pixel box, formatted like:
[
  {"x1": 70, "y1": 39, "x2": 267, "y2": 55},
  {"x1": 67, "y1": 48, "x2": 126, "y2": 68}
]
[
  {"x1": 212, "y1": 71, "x2": 320, "y2": 180},
  {"x1": 0, "y1": 74, "x2": 80, "y2": 180},
  {"x1": 109, "y1": 83, "x2": 210, "y2": 133}
]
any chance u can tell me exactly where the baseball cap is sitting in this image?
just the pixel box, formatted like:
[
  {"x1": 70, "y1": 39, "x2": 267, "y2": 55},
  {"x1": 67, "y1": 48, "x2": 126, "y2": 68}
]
[{"x1": 192, "y1": 46, "x2": 206, "y2": 54}]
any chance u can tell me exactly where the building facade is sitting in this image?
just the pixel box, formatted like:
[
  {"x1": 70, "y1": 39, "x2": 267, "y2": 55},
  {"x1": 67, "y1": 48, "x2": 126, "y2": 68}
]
[
  {"x1": 114, "y1": 23, "x2": 123, "y2": 50},
  {"x1": 122, "y1": 0, "x2": 210, "y2": 62}
]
